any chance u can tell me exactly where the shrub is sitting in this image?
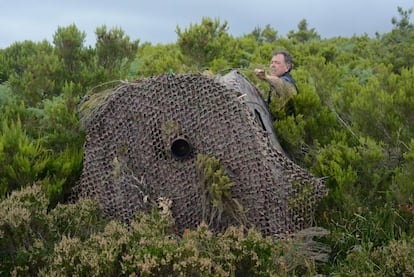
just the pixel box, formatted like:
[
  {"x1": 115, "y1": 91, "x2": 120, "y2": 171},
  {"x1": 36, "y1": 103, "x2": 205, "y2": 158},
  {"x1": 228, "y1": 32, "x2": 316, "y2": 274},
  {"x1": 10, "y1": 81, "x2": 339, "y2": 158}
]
[
  {"x1": 0, "y1": 119, "x2": 50, "y2": 198},
  {"x1": 1, "y1": 185, "x2": 322, "y2": 276},
  {"x1": 0, "y1": 185, "x2": 107, "y2": 276},
  {"x1": 333, "y1": 237, "x2": 414, "y2": 276}
]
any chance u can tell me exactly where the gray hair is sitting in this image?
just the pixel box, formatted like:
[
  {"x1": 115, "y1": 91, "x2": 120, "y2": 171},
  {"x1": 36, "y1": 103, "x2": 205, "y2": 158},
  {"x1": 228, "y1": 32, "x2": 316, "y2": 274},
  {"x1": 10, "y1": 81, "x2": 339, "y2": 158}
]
[{"x1": 272, "y1": 50, "x2": 293, "y2": 71}]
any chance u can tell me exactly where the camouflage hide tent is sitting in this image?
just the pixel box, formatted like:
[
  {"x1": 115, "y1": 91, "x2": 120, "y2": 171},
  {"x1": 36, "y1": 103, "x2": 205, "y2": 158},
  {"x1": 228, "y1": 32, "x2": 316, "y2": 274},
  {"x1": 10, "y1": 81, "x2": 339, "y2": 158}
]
[{"x1": 75, "y1": 70, "x2": 326, "y2": 236}]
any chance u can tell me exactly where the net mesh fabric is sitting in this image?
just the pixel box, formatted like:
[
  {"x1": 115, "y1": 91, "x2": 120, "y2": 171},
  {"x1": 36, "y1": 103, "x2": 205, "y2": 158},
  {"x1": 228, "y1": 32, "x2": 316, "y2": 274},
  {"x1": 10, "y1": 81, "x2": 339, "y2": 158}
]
[{"x1": 75, "y1": 72, "x2": 326, "y2": 236}]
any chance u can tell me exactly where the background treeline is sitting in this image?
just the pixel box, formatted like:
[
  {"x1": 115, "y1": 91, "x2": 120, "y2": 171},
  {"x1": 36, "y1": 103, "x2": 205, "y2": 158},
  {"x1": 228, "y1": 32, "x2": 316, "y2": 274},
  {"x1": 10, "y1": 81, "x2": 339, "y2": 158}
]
[{"x1": 1, "y1": 6, "x2": 414, "y2": 276}]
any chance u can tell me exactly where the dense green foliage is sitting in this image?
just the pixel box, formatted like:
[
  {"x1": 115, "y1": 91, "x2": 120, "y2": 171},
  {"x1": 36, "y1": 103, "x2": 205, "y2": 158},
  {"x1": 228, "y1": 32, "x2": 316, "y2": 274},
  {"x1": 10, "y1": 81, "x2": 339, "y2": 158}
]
[
  {"x1": 1, "y1": 185, "x2": 321, "y2": 276},
  {"x1": 1, "y1": 7, "x2": 414, "y2": 275}
]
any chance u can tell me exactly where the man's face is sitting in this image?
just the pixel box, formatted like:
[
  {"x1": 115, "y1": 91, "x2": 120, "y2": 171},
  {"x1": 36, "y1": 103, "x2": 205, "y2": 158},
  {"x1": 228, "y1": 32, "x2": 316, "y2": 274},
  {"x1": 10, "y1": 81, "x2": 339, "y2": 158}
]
[{"x1": 269, "y1": 54, "x2": 289, "y2": 77}]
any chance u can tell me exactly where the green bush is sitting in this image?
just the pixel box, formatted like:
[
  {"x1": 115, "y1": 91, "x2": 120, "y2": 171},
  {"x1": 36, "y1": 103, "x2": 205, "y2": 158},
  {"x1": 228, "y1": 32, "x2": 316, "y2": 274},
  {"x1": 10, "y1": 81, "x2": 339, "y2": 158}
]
[
  {"x1": 0, "y1": 185, "x2": 107, "y2": 276},
  {"x1": 0, "y1": 119, "x2": 50, "y2": 198},
  {"x1": 0, "y1": 185, "x2": 321, "y2": 276},
  {"x1": 333, "y1": 237, "x2": 414, "y2": 276},
  {"x1": 0, "y1": 185, "x2": 50, "y2": 275}
]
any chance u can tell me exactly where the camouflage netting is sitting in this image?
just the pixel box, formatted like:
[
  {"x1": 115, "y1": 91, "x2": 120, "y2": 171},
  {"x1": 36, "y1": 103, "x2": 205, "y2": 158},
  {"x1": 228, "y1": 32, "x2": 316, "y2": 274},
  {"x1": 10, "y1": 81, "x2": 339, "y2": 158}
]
[{"x1": 75, "y1": 71, "x2": 327, "y2": 236}]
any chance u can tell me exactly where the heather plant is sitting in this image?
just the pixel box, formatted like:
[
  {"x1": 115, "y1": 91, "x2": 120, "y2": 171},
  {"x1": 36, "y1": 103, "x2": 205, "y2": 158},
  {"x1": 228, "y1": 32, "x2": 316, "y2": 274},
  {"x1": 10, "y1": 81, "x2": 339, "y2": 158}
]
[
  {"x1": 1, "y1": 185, "x2": 321, "y2": 276},
  {"x1": 0, "y1": 185, "x2": 107, "y2": 276},
  {"x1": 214, "y1": 226, "x2": 319, "y2": 276},
  {"x1": 48, "y1": 198, "x2": 107, "y2": 240},
  {"x1": 45, "y1": 221, "x2": 128, "y2": 276},
  {"x1": 120, "y1": 219, "x2": 318, "y2": 276},
  {"x1": 119, "y1": 209, "x2": 180, "y2": 276},
  {"x1": 0, "y1": 185, "x2": 51, "y2": 275}
]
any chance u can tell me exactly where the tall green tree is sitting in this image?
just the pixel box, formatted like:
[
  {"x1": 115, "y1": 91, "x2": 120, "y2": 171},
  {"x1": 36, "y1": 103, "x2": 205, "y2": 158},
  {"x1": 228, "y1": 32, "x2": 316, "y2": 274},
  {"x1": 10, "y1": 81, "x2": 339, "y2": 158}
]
[
  {"x1": 176, "y1": 17, "x2": 234, "y2": 71},
  {"x1": 288, "y1": 19, "x2": 321, "y2": 43},
  {"x1": 249, "y1": 24, "x2": 278, "y2": 44},
  {"x1": 53, "y1": 24, "x2": 86, "y2": 77},
  {"x1": 379, "y1": 7, "x2": 414, "y2": 73},
  {"x1": 53, "y1": 24, "x2": 96, "y2": 87},
  {"x1": 134, "y1": 43, "x2": 183, "y2": 77},
  {"x1": 4, "y1": 41, "x2": 62, "y2": 107},
  {"x1": 95, "y1": 25, "x2": 139, "y2": 80}
]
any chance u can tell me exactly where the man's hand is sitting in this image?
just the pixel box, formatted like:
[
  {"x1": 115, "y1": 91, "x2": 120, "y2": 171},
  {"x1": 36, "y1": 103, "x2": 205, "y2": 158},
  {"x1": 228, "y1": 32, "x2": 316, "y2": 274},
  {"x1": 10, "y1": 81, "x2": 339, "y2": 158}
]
[{"x1": 254, "y1": 68, "x2": 266, "y2": 80}]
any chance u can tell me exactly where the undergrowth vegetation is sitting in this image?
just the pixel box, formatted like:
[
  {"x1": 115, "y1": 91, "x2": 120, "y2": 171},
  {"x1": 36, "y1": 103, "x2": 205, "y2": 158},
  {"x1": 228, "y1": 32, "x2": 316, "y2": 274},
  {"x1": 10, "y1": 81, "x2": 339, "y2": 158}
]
[{"x1": 1, "y1": 185, "x2": 318, "y2": 276}]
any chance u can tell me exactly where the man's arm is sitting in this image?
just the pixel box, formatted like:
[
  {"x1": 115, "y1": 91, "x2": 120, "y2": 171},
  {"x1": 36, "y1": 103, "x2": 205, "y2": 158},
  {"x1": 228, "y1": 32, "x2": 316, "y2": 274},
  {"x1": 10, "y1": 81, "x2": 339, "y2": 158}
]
[
  {"x1": 265, "y1": 75, "x2": 294, "y2": 98},
  {"x1": 254, "y1": 69, "x2": 295, "y2": 97},
  {"x1": 255, "y1": 69, "x2": 297, "y2": 112}
]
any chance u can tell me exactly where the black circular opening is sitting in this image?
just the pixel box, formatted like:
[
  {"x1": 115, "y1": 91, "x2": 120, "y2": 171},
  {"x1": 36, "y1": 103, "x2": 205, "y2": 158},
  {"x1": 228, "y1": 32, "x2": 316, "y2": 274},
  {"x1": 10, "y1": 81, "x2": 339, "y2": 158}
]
[{"x1": 171, "y1": 138, "x2": 192, "y2": 159}]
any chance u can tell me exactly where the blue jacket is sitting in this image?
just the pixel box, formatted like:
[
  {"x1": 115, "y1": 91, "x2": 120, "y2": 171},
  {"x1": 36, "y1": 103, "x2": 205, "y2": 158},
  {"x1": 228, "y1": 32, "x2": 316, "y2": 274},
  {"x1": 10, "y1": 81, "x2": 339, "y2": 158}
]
[
  {"x1": 280, "y1": 72, "x2": 297, "y2": 89},
  {"x1": 267, "y1": 72, "x2": 298, "y2": 104}
]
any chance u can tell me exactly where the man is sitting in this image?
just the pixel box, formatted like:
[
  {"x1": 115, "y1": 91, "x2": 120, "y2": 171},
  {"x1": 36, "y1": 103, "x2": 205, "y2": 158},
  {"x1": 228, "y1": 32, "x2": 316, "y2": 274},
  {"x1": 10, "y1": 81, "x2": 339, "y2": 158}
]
[{"x1": 255, "y1": 50, "x2": 298, "y2": 114}]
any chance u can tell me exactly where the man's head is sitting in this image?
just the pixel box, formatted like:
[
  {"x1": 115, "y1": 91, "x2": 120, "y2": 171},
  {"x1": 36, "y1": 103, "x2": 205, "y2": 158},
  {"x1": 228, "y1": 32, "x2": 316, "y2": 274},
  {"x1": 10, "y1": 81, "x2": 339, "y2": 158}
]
[{"x1": 269, "y1": 50, "x2": 293, "y2": 77}]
